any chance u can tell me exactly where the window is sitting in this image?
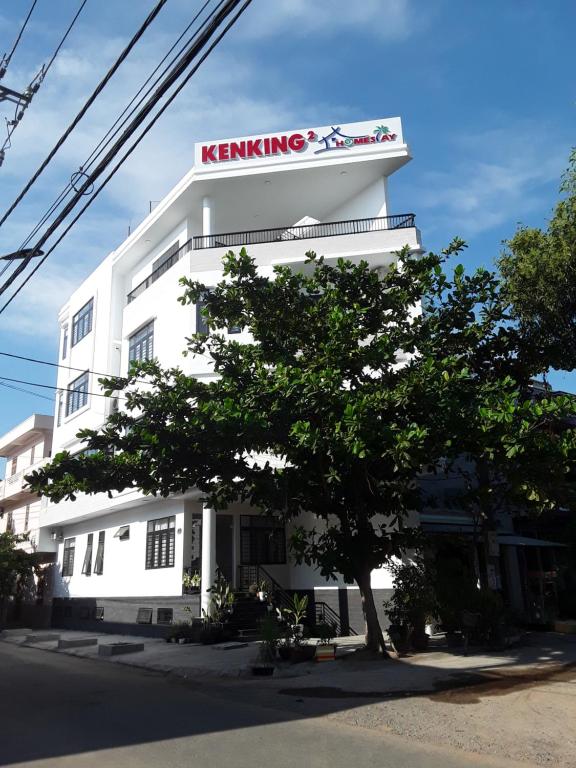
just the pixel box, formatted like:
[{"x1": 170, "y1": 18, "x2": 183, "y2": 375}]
[
  {"x1": 94, "y1": 531, "x2": 105, "y2": 575},
  {"x1": 71, "y1": 299, "x2": 93, "y2": 346},
  {"x1": 114, "y1": 525, "x2": 130, "y2": 541},
  {"x1": 196, "y1": 288, "x2": 213, "y2": 335},
  {"x1": 152, "y1": 241, "x2": 180, "y2": 275},
  {"x1": 128, "y1": 321, "x2": 154, "y2": 364},
  {"x1": 6, "y1": 511, "x2": 14, "y2": 533},
  {"x1": 145, "y1": 516, "x2": 175, "y2": 569},
  {"x1": 10, "y1": 457, "x2": 17, "y2": 476},
  {"x1": 62, "y1": 537, "x2": 76, "y2": 577},
  {"x1": 66, "y1": 372, "x2": 89, "y2": 416},
  {"x1": 62, "y1": 326, "x2": 69, "y2": 359},
  {"x1": 24, "y1": 505, "x2": 30, "y2": 531},
  {"x1": 57, "y1": 392, "x2": 63, "y2": 427},
  {"x1": 82, "y1": 533, "x2": 93, "y2": 576},
  {"x1": 240, "y1": 515, "x2": 286, "y2": 565}
]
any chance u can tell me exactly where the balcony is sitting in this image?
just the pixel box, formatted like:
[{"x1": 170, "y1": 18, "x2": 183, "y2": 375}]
[
  {"x1": 127, "y1": 239, "x2": 193, "y2": 304},
  {"x1": 193, "y1": 213, "x2": 415, "y2": 250},
  {"x1": 0, "y1": 457, "x2": 50, "y2": 504},
  {"x1": 126, "y1": 214, "x2": 418, "y2": 303}
]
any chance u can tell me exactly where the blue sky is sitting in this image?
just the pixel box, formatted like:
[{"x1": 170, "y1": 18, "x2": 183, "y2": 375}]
[{"x1": 0, "y1": 0, "x2": 574, "y2": 452}]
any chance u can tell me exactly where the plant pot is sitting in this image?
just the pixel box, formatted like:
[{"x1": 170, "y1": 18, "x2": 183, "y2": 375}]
[
  {"x1": 410, "y1": 630, "x2": 429, "y2": 652},
  {"x1": 252, "y1": 664, "x2": 275, "y2": 677},
  {"x1": 278, "y1": 645, "x2": 291, "y2": 662},
  {"x1": 257, "y1": 591, "x2": 267, "y2": 602},
  {"x1": 315, "y1": 644, "x2": 336, "y2": 662},
  {"x1": 387, "y1": 624, "x2": 410, "y2": 654},
  {"x1": 292, "y1": 624, "x2": 304, "y2": 638},
  {"x1": 290, "y1": 645, "x2": 316, "y2": 664}
]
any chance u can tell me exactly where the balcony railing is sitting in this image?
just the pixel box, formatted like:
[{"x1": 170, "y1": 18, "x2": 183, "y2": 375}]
[
  {"x1": 126, "y1": 215, "x2": 416, "y2": 303},
  {"x1": 193, "y1": 213, "x2": 416, "y2": 250},
  {"x1": 127, "y1": 238, "x2": 193, "y2": 304},
  {"x1": 0, "y1": 457, "x2": 50, "y2": 501}
]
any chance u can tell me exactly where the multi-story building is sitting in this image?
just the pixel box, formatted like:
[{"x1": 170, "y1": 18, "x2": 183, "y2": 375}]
[
  {"x1": 40, "y1": 117, "x2": 424, "y2": 633},
  {"x1": 0, "y1": 413, "x2": 53, "y2": 553}
]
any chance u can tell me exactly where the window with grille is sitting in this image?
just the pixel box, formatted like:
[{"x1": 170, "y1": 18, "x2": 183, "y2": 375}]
[
  {"x1": 145, "y1": 516, "x2": 175, "y2": 569},
  {"x1": 94, "y1": 531, "x2": 105, "y2": 574},
  {"x1": 82, "y1": 533, "x2": 93, "y2": 575},
  {"x1": 128, "y1": 321, "x2": 154, "y2": 364},
  {"x1": 196, "y1": 289, "x2": 213, "y2": 335},
  {"x1": 71, "y1": 299, "x2": 93, "y2": 346},
  {"x1": 10, "y1": 457, "x2": 17, "y2": 476},
  {"x1": 62, "y1": 538, "x2": 76, "y2": 577},
  {"x1": 66, "y1": 372, "x2": 89, "y2": 416},
  {"x1": 24, "y1": 505, "x2": 30, "y2": 531},
  {"x1": 240, "y1": 515, "x2": 286, "y2": 565},
  {"x1": 6, "y1": 511, "x2": 14, "y2": 533}
]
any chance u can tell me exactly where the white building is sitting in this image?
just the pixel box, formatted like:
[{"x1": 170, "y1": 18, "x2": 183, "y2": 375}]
[
  {"x1": 40, "y1": 118, "x2": 423, "y2": 634},
  {"x1": 0, "y1": 413, "x2": 53, "y2": 554}
]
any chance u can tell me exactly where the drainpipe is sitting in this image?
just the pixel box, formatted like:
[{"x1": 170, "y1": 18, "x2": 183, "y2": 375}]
[{"x1": 201, "y1": 504, "x2": 216, "y2": 616}]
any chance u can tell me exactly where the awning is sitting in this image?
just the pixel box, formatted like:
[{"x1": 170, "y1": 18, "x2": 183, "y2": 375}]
[
  {"x1": 114, "y1": 525, "x2": 130, "y2": 540},
  {"x1": 497, "y1": 535, "x2": 567, "y2": 548}
]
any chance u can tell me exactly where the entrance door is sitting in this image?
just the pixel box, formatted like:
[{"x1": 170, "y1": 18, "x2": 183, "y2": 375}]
[{"x1": 216, "y1": 514, "x2": 234, "y2": 585}]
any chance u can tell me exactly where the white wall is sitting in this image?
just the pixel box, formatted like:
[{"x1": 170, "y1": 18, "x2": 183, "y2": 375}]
[
  {"x1": 53, "y1": 499, "x2": 186, "y2": 598},
  {"x1": 325, "y1": 176, "x2": 388, "y2": 222}
]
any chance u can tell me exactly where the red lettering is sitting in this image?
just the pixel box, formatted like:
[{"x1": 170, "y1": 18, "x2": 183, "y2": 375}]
[
  {"x1": 218, "y1": 143, "x2": 230, "y2": 161},
  {"x1": 270, "y1": 135, "x2": 288, "y2": 154},
  {"x1": 246, "y1": 139, "x2": 262, "y2": 157},
  {"x1": 230, "y1": 141, "x2": 246, "y2": 159},
  {"x1": 288, "y1": 133, "x2": 306, "y2": 152},
  {"x1": 202, "y1": 145, "x2": 217, "y2": 163}
]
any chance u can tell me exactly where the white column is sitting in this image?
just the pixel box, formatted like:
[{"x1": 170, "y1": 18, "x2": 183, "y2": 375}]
[
  {"x1": 201, "y1": 504, "x2": 216, "y2": 616},
  {"x1": 202, "y1": 196, "x2": 212, "y2": 244}
]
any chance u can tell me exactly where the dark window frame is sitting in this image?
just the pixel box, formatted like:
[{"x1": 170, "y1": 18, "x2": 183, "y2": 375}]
[
  {"x1": 128, "y1": 320, "x2": 154, "y2": 365},
  {"x1": 62, "y1": 537, "x2": 76, "y2": 577},
  {"x1": 71, "y1": 298, "x2": 93, "y2": 346},
  {"x1": 66, "y1": 371, "x2": 89, "y2": 417},
  {"x1": 82, "y1": 533, "x2": 93, "y2": 576},
  {"x1": 94, "y1": 531, "x2": 105, "y2": 575},
  {"x1": 145, "y1": 516, "x2": 176, "y2": 570},
  {"x1": 240, "y1": 515, "x2": 286, "y2": 565}
]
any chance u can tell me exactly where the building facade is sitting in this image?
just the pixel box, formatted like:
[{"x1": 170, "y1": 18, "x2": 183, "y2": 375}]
[{"x1": 40, "y1": 117, "x2": 424, "y2": 633}]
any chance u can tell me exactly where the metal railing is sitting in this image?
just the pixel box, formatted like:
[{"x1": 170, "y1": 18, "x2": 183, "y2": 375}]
[
  {"x1": 193, "y1": 213, "x2": 416, "y2": 250},
  {"x1": 315, "y1": 601, "x2": 357, "y2": 637},
  {"x1": 127, "y1": 239, "x2": 192, "y2": 303},
  {"x1": 237, "y1": 564, "x2": 293, "y2": 613}
]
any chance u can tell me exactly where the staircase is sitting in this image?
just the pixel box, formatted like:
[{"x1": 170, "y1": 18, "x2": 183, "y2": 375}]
[{"x1": 227, "y1": 592, "x2": 270, "y2": 640}]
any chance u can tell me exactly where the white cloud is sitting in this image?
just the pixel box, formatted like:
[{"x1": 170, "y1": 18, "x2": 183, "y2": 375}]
[
  {"x1": 413, "y1": 122, "x2": 569, "y2": 237},
  {"x1": 237, "y1": 0, "x2": 413, "y2": 40}
]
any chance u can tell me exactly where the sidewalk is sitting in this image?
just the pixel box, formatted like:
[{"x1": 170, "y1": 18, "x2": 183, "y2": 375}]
[{"x1": 3, "y1": 627, "x2": 576, "y2": 694}]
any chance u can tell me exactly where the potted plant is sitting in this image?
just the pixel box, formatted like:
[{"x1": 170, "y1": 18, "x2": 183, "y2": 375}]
[
  {"x1": 281, "y1": 592, "x2": 309, "y2": 637},
  {"x1": 384, "y1": 554, "x2": 438, "y2": 653},
  {"x1": 315, "y1": 621, "x2": 337, "y2": 661},
  {"x1": 252, "y1": 615, "x2": 279, "y2": 676},
  {"x1": 257, "y1": 579, "x2": 268, "y2": 602},
  {"x1": 182, "y1": 570, "x2": 201, "y2": 594},
  {"x1": 248, "y1": 582, "x2": 259, "y2": 598}
]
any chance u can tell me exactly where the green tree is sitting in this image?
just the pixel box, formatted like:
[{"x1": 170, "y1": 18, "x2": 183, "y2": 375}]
[
  {"x1": 0, "y1": 532, "x2": 34, "y2": 625},
  {"x1": 499, "y1": 150, "x2": 576, "y2": 371},
  {"x1": 27, "y1": 245, "x2": 576, "y2": 654}
]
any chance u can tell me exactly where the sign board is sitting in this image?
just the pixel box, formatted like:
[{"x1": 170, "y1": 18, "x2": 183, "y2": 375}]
[{"x1": 195, "y1": 117, "x2": 404, "y2": 170}]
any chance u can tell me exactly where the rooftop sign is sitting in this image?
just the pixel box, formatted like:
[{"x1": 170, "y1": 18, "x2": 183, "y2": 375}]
[{"x1": 195, "y1": 117, "x2": 403, "y2": 170}]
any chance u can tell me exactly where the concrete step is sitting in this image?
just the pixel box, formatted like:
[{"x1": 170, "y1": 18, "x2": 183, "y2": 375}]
[{"x1": 58, "y1": 637, "x2": 98, "y2": 650}]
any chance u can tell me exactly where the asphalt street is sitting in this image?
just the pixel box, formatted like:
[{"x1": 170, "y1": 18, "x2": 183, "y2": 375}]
[{"x1": 0, "y1": 642, "x2": 531, "y2": 768}]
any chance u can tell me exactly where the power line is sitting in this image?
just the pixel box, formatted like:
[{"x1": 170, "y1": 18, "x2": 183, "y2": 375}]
[
  {"x1": 0, "y1": 379, "x2": 54, "y2": 403},
  {"x1": 0, "y1": 349, "x2": 150, "y2": 384},
  {"x1": 0, "y1": 0, "x2": 168, "y2": 228},
  {"x1": 0, "y1": 0, "x2": 254, "y2": 312},
  {"x1": 42, "y1": 0, "x2": 89, "y2": 81},
  {"x1": 0, "y1": 374, "x2": 124, "y2": 400},
  {"x1": 0, "y1": 0, "x2": 39, "y2": 79}
]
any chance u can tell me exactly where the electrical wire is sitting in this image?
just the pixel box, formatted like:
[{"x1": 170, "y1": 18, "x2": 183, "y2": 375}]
[
  {"x1": 0, "y1": 379, "x2": 54, "y2": 403},
  {"x1": 0, "y1": 350, "x2": 152, "y2": 385},
  {"x1": 0, "y1": 0, "x2": 254, "y2": 312},
  {"x1": 0, "y1": 0, "x2": 38, "y2": 79},
  {"x1": 0, "y1": 374, "x2": 124, "y2": 400},
  {"x1": 0, "y1": 0, "x2": 169, "y2": 229},
  {"x1": 5, "y1": 0, "x2": 210, "y2": 252},
  {"x1": 41, "y1": 0, "x2": 89, "y2": 81}
]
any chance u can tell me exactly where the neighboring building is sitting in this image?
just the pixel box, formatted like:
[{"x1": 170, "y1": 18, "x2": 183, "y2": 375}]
[
  {"x1": 0, "y1": 413, "x2": 54, "y2": 554},
  {"x1": 40, "y1": 117, "x2": 423, "y2": 634}
]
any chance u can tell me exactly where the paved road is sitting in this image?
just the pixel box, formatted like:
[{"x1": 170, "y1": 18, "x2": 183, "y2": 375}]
[{"x1": 0, "y1": 643, "x2": 529, "y2": 768}]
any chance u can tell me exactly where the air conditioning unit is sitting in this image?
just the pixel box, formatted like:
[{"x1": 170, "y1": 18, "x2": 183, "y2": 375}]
[{"x1": 50, "y1": 528, "x2": 64, "y2": 542}]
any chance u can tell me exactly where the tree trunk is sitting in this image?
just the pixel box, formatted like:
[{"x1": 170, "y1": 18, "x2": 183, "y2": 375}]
[{"x1": 356, "y1": 565, "x2": 390, "y2": 657}]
